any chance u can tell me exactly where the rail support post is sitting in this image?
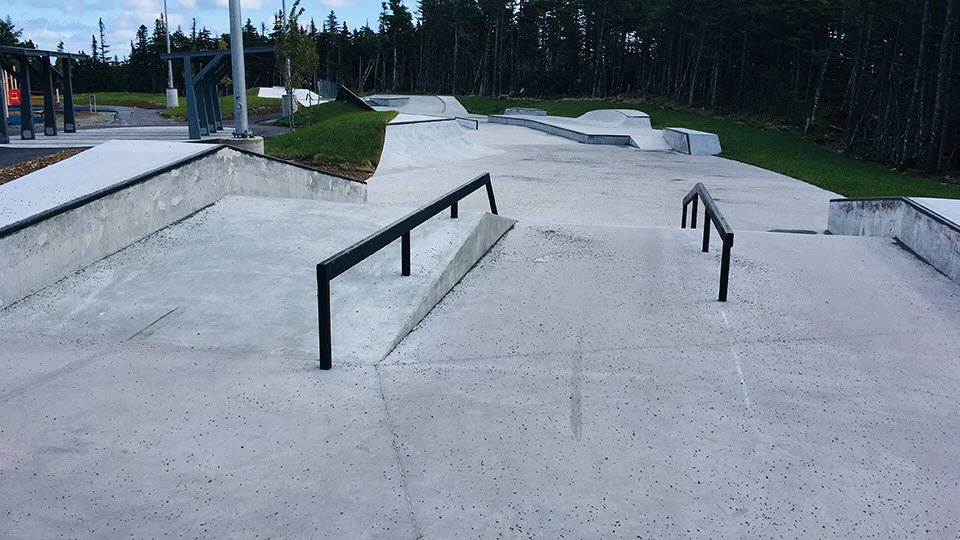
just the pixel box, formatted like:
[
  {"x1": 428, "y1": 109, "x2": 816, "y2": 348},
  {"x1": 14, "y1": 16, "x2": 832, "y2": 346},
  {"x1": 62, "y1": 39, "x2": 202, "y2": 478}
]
[
  {"x1": 702, "y1": 208, "x2": 711, "y2": 252},
  {"x1": 18, "y1": 55, "x2": 34, "y2": 140},
  {"x1": 317, "y1": 264, "x2": 332, "y2": 369},
  {"x1": 681, "y1": 203, "x2": 688, "y2": 228},
  {"x1": 719, "y1": 241, "x2": 731, "y2": 302},
  {"x1": 691, "y1": 196, "x2": 699, "y2": 229},
  {"x1": 484, "y1": 177, "x2": 499, "y2": 214},
  {"x1": 401, "y1": 233, "x2": 411, "y2": 276},
  {"x1": 451, "y1": 201, "x2": 458, "y2": 218}
]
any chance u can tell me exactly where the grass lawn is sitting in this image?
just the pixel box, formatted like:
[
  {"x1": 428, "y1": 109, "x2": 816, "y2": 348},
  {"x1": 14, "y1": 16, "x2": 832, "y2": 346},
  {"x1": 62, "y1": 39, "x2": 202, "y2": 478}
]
[
  {"x1": 75, "y1": 92, "x2": 165, "y2": 109},
  {"x1": 457, "y1": 96, "x2": 960, "y2": 199},
  {"x1": 264, "y1": 101, "x2": 397, "y2": 181},
  {"x1": 160, "y1": 89, "x2": 281, "y2": 120}
]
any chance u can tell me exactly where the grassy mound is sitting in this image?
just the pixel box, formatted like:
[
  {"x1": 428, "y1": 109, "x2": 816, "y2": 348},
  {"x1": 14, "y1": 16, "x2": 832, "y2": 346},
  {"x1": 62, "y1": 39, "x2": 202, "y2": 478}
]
[
  {"x1": 264, "y1": 101, "x2": 397, "y2": 181},
  {"x1": 458, "y1": 96, "x2": 960, "y2": 199}
]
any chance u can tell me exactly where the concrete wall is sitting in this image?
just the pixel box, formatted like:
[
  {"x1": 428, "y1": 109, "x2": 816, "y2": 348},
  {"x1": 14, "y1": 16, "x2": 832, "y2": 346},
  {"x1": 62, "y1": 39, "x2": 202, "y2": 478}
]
[
  {"x1": 828, "y1": 198, "x2": 960, "y2": 284},
  {"x1": 827, "y1": 199, "x2": 904, "y2": 237},
  {"x1": 0, "y1": 147, "x2": 365, "y2": 309}
]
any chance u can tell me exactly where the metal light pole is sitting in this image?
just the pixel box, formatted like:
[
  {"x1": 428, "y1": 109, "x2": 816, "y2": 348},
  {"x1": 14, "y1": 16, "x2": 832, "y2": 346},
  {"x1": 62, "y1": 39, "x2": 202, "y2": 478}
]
[
  {"x1": 163, "y1": 0, "x2": 179, "y2": 107},
  {"x1": 229, "y1": 0, "x2": 252, "y2": 136}
]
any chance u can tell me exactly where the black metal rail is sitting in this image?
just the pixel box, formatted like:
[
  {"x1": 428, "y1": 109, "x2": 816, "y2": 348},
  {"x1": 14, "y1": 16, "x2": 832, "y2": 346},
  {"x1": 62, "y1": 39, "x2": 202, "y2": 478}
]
[
  {"x1": 316, "y1": 173, "x2": 499, "y2": 369},
  {"x1": 681, "y1": 183, "x2": 735, "y2": 301}
]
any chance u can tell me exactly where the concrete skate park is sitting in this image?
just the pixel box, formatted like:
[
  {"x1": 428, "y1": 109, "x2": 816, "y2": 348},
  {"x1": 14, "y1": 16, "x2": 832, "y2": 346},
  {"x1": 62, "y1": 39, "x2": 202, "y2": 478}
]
[{"x1": 2, "y1": 94, "x2": 960, "y2": 538}]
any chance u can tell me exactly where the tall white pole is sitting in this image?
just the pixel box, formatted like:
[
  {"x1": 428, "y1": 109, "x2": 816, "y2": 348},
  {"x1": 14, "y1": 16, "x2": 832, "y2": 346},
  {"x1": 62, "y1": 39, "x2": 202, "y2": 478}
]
[
  {"x1": 229, "y1": 0, "x2": 251, "y2": 136},
  {"x1": 163, "y1": 0, "x2": 178, "y2": 107}
]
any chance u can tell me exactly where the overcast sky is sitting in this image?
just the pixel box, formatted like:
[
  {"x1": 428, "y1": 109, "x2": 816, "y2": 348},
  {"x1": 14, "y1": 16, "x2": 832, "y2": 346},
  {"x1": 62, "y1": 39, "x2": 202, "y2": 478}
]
[{"x1": 5, "y1": 0, "x2": 388, "y2": 58}]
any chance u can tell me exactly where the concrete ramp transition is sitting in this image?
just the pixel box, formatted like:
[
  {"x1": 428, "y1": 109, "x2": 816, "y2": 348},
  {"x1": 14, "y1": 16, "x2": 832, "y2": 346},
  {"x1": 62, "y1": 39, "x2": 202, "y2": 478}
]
[
  {"x1": 367, "y1": 94, "x2": 471, "y2": 118},
  {"x1": 377, "y1": 115, "x2": 500, "y2": 174}
]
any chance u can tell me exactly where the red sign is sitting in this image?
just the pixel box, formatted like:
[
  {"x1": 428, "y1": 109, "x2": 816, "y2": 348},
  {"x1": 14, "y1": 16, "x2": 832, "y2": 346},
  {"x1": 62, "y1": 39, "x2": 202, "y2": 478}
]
[{"x1": 8, "y1": 88, "x2": 20, "y2": 106}]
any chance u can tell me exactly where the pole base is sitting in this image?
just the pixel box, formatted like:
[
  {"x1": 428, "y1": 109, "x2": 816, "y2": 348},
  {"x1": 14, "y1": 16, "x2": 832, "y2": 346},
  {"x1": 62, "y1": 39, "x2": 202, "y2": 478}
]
[
  {"x1": 216, "y1": 135, "x2": 264, "y2": 154},
  {"x1": 281, "y1": 94, "x2": 298, "y2": 117},
  {"x1": 165, "y1": 88, "x2": 179, "y2": 108}
]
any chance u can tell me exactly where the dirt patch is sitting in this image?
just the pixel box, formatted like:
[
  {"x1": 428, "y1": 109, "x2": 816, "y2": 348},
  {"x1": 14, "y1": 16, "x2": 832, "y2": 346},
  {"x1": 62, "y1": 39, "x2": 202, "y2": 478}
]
[
  {"x1": 277, "y1": 157, "x2": 374, "y2": 182},
  {"x1": 0, "y1": 149, "x2": 85, "y2": 185}
]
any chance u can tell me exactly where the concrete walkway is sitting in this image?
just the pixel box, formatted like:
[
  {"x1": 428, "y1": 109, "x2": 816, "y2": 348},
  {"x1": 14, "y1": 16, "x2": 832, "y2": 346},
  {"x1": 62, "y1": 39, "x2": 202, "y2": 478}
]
[{"x1": 1, "y1": 121, "x2": 958, "y2": 537}]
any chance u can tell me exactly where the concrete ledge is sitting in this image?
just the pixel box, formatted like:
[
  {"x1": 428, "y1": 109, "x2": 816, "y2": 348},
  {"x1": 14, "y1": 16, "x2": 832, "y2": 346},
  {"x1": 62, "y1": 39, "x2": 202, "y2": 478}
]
[
  {"x1": 0, "y1": 146, "x2": 365, "y2": 309},
  {"x1": 662, "y1": 127, "x2": 722, "y2": 155},
  {"x1": 488, "y1": 114, "x2": 634, "y2": 146},
  {"x1": 828, "y1": 197, "x2": 960, "y2": 284},
  {"x1": 455, "y1": 117, "x2": 480, "y2": 130},
  {"x1": 504, "y1": 108, "x2": 547, "y2": 116}
]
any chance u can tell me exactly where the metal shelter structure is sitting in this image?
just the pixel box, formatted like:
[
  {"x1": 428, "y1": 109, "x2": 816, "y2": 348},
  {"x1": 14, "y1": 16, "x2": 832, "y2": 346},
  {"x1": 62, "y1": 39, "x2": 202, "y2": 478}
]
[
  {"x1": 0, "y1": 45, "x2": 86, "y2": 144},
  {"x1": 160, "y1": 46, "x2": 273, "y2": 140}
]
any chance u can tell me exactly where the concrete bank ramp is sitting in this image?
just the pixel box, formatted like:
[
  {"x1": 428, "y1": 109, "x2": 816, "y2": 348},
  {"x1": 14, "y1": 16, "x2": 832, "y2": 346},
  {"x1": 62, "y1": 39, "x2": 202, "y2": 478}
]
[
  {"x1": 367, "y1": 94, "x2": 470, "y2": 117},
  {"x1": 0, "y1": 196, "x2": 514, "y2": 364},
  {"x1": 0, "y1": 140, "x2": 365, "y2": 308},
  {"x1": 376, "y1": 115, "x2": 500, "y2": 174}
]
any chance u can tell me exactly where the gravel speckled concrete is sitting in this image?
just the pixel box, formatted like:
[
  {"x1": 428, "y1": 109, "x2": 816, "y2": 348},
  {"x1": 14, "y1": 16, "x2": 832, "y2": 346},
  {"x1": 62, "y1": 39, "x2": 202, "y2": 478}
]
[{"x1": 2, "y1": 117, "x2": 958, "y2": 537}]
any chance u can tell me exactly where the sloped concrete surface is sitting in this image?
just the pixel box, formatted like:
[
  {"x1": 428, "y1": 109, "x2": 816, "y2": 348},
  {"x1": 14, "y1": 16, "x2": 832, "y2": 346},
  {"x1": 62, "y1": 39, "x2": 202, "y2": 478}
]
[
  {"x1": 377, "y1": 117, "x2": 500, "y2": 174},
  {"x1": 0, "y1": 196, "x2": 512, "y2": 363},
  {"x1": 368, "y1": 95, "x2": 470, "y2": 117}
]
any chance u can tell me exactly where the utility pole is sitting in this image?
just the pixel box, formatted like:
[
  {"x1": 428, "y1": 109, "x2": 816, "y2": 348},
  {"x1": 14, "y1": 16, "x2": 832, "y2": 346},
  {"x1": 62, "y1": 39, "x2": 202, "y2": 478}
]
[
  {"x1": 163, "y1": 0, "x2": 178, "y2": 107},
  {"x1": 229, "y1": 0, "x2": 252, "y2": 137}
]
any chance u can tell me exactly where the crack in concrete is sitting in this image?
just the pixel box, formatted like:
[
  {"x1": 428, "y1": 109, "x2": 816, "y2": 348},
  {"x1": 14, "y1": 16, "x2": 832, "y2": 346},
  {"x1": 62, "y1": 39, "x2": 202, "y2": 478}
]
[
  {"x1": 375, "y1": 364, "x2": 423, "y2": 539},
  {"x1": 0, "y1": 349, "x2": 104, "y2": 403},
  {"x1": 127, "y1": 306, "x2": 181, "y2": 341},
  {"x1": 569, "y1": 338, "x2": 583, "y2": 441}
]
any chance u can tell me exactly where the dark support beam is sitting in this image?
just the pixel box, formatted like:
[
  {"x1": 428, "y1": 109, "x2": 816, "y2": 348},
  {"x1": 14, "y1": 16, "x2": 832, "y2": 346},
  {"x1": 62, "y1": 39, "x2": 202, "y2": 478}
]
[
  {"x1": 195, "y1": 78, "x2": 210, "y2": 136},
  {"x1": 62, "y1": 60, "x2": 76, "y2": 132},
  {"x1": 163, "y1": 47, "x2": 273, "y2": 140},
  {"x1": 18, "y1": 56, "x2": 33, "y2": 140},
  {"x1": 204, "y1": 82, "x2": 217, "y2": 133},
  {"x1": 0, "y1": 84, "x2": 8, "y2": 143},
  {"x1": 212, "y1": 85, "x2": 223, "y2": 130},
  {"x1": 42, "y1": 56, "x2": 57, "y2": 136},
  {"x1": 183, "y1": 58, "x2": 200, "y2": 139}
]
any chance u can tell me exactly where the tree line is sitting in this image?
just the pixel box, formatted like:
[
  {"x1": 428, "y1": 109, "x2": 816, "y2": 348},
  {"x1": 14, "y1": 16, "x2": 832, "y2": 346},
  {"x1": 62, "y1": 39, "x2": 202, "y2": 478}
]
[{"x1": 2, "y1": 0, "x2": 958, "y2": 173}]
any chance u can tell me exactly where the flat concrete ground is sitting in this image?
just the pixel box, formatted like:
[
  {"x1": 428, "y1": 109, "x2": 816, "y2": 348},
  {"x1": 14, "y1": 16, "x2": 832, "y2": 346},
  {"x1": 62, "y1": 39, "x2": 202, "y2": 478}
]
[{"x1": 2, "y1": 122, "x2": 959, "y2": 537}]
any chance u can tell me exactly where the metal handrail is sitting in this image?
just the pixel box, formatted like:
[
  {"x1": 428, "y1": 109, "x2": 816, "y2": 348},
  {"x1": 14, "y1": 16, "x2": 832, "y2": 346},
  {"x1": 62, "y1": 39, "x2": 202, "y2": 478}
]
[
  {"x1": 316, "y1": 173, "x2": 499, "y2": 369},
  {"x1": 681, "y1": 182, "x2": 735, "y2": 301}
]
